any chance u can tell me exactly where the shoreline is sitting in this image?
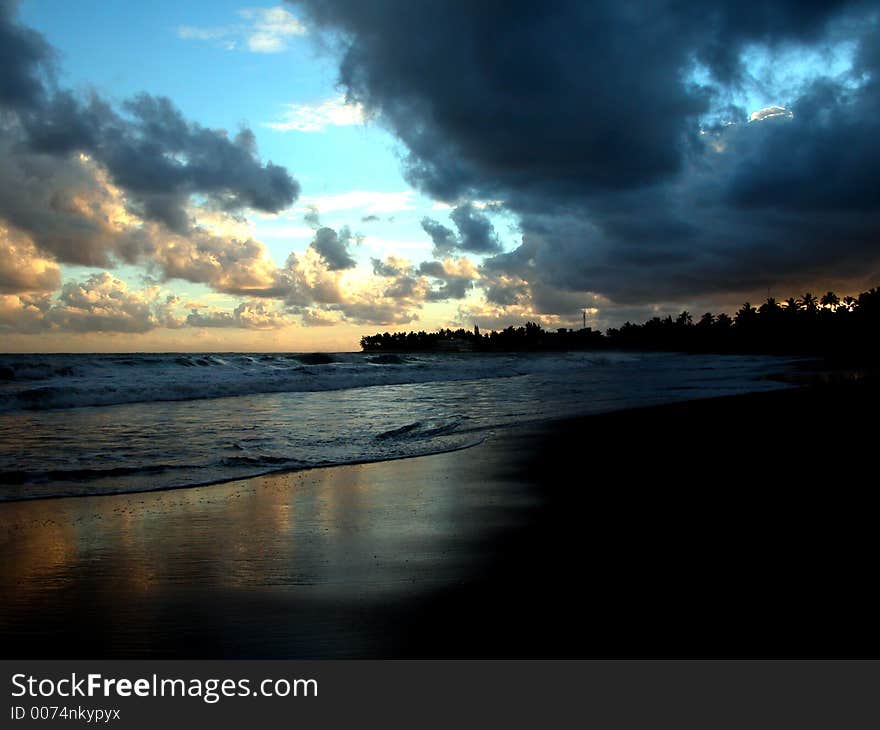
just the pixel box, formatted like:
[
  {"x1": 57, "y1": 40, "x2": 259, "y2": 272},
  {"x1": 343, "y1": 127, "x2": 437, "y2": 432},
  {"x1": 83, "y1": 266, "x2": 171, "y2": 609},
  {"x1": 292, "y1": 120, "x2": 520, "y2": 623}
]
[
  {"x1": 0, "y1": 434, "x2": 489, "y2": 504},
  {"x1": 1, "y1": 366, "x2": 801, "y2": 504},
  {"x1": 2, "y1": 378, "x2": 877, "y2": 658}
]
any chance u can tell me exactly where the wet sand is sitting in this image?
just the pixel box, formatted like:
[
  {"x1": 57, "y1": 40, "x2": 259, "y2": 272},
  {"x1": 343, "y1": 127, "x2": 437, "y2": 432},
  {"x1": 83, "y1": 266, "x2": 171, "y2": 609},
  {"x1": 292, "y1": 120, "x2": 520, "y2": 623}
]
[{"x1": 1, "y1": 379, "x2": 877, "y2": 658}]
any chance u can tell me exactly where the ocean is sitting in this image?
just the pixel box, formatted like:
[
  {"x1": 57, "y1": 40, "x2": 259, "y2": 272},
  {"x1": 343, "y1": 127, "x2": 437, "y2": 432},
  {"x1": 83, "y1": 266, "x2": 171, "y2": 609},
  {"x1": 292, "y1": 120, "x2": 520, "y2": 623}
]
[{"x1": 0, "y1": 350, "x2": 799, "y2": 501}]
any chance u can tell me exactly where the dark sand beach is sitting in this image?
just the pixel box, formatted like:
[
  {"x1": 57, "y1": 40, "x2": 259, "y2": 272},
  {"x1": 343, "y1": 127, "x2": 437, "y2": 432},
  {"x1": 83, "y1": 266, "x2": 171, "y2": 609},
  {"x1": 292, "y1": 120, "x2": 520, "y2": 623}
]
[{"x1": 1, "y1": 379, "x2": 876, "y2": 658}]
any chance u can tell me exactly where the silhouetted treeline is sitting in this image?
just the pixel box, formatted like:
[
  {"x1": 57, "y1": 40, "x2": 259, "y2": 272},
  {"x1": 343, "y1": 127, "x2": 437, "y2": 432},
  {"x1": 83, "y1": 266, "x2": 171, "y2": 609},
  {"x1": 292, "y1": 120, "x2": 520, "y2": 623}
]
[
  {"x1": 360, "y1": 287, "x2": 880, "y2": 361},
  {"x1": 605, "y1": 288, "x2": 880, "y2": 360},
  {"x1": 361, "y1": 321, "x2": 604, "y2": 353}
]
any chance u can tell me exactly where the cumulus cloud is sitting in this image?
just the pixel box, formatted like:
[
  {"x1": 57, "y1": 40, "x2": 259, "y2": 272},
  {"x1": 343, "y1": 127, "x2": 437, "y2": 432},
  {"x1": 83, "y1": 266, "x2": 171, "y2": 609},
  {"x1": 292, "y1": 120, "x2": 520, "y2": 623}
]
[
  {"x1": 454, "y1": 303, "x2": 560, "y2": 332},
  {"x1": 264, "y1": 95, "x2": 365, "y2": 132},
  {"x1": 0, "y1": 272, "x2": 184, "y2": 334},
  {"x1": 186, "y1": 300, "x2": 290, "y2": 329},
  {"x1": 280, "y1": 248, "x2": 345, "y2": 306},
  {"x1": 283, "y1": 250, "x2": 422, "y2": 325},
  {"x1": 299, "y1": 307, "x2": 339, "y2": 327},
  {"x1": 292, "y1": 0, "x2": 880, "y2": 323},
  {"x1": 0, "y1": 225, "x2": 61, "y2": 294},
  {"x1": 1, "y1": 1, "x2": 299, "y2": 258},
  {"x1": 328, "y1": 298, "x2": 419, "y2": 326},
  {"x1": 51, "y1": 273, "x2": 178, "y2": 332},
  {"x1": 370, "y1": 256, "x2": 409, "y2": 278},
  {"x1": 240, "y1": 6, "x2": 307, "y2": 52},
  {"x1": 151, "y1": 228, "x2": 290, "y2": 296},
  {"x1": 1, "y1": 271, "x2": 302, "y2": 335},
  {"x1": 0, "y1": 1, "x2": 321, "y2": 336},
  {"x1": 418, "y1": 258, "x2": 478, "y2": 301},
  {"x1": 0, "y1": 294, "x2": 53, "y2": 334},
  {"x1": 178, "y1": 6, "x2": 306, "y2": 53},
  {"x1": 369, "y1": 254, "x2": 478, "y2": 303},
  {"x1": 370, "y1": 255, "x2": 423, "y2": 299}
]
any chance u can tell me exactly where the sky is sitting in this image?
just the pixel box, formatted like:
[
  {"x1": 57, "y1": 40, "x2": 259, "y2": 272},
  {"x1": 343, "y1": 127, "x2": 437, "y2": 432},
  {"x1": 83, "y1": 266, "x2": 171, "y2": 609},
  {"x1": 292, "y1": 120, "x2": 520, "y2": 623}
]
[{"x1": 1, "y1": 0, "x2": 879, "y2": 352}]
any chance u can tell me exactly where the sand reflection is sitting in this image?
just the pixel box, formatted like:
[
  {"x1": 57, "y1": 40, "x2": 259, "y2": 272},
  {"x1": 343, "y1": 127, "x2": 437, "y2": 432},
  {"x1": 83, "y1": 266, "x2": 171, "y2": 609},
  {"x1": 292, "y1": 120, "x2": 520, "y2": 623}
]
[{"x1": 0, "y1": 440, "x2": 533, "y2": 657}]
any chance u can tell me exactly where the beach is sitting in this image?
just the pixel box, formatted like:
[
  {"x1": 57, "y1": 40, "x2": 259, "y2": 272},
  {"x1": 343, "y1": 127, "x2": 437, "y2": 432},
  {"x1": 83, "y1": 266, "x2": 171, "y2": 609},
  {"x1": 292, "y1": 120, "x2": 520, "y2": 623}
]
[{"x1": 2, "y1": 378, "x2": 875, "y2": 658}]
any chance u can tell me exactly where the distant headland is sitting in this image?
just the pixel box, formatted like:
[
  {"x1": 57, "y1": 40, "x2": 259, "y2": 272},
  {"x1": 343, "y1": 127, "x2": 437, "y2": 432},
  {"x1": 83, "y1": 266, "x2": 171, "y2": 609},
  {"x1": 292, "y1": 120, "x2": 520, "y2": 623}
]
[{"x1": 361, "y1": 287, "x2": 880, "y2": 361}]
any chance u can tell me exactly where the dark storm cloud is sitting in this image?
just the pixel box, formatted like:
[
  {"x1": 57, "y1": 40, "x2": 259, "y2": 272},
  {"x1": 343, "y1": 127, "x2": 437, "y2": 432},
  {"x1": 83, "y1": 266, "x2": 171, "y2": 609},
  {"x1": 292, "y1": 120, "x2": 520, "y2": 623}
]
[
  {"x1": 421, "y1": 203, "x2": 502, "y2": 256},
  {"x1": 503, "y1": 75, "x2": 880, "y2": 306},
  {"x1": 420, "y1": 218, "x2": 457, "y2": 256},
  {"x1": 299, "y1": 0, "x2": 869, "y2": 198},
  {"x1": 20, "y1": 92, "x2": 299, "y2": 233},
  {"x1": 482, "y1": 276, "x2": 529, "y2": 307},
  {"x1": 0, "y1": 0, "x2": 51, "y2": 109},
  {"x1": 448, "y1": 204, "x2": 502, "y2": 254},
  {"x1": 293, "y1": 0, "x2": 880, "y2": 318},
  {"x1": 292, "y1": 0, "x2": 758, "y2": 199},
  {"x1": 726, "y1": 78, "x2": 880, "y2": 213},
  {"x1": 309, "y1": 226, "x2": 357, "y2": 270},
  {"x1": 1, "y1": 0, "x2": 299, "y2": 265}
]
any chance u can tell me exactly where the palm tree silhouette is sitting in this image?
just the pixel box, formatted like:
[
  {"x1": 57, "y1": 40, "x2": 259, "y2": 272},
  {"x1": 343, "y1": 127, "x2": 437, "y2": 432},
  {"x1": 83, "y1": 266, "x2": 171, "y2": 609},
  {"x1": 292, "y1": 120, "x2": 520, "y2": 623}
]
[
  {"x1": 697, "y1": 312, "x2": 715, "y2": 327},
  {"x1": 759, "y1": 298, "x2": 781, "y2": 316},
  {"x1": 715, "y1": 312, "x2": 733, "y2": 328},
  {"x1": 820, "y1": 291, "x2": 840, "y2": 310},
  {"x1": 735, "y1": 302, "x2": 757, "y2": 325},
  {"x1": 798, "y1": 292, "x2": 818, "y2": 313}
]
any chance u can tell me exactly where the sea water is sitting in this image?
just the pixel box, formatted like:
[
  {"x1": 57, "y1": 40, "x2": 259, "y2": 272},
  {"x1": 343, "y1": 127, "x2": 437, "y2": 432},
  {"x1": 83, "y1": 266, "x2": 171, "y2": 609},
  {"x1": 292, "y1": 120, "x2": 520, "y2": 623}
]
[{"x1": 0, "y1": 350, "x2": 799, "y2": 500}]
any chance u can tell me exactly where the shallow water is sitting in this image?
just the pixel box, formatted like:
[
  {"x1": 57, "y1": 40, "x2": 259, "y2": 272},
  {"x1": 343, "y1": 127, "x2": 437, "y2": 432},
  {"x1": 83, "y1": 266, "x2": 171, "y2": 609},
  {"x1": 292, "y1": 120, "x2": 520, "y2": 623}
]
[
  {"x1": 0, "y1": 350, "x2": 799, "y2": 500},
  {"x1": 0, "y1": 444, "x2": 537, "y2": 657}
]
